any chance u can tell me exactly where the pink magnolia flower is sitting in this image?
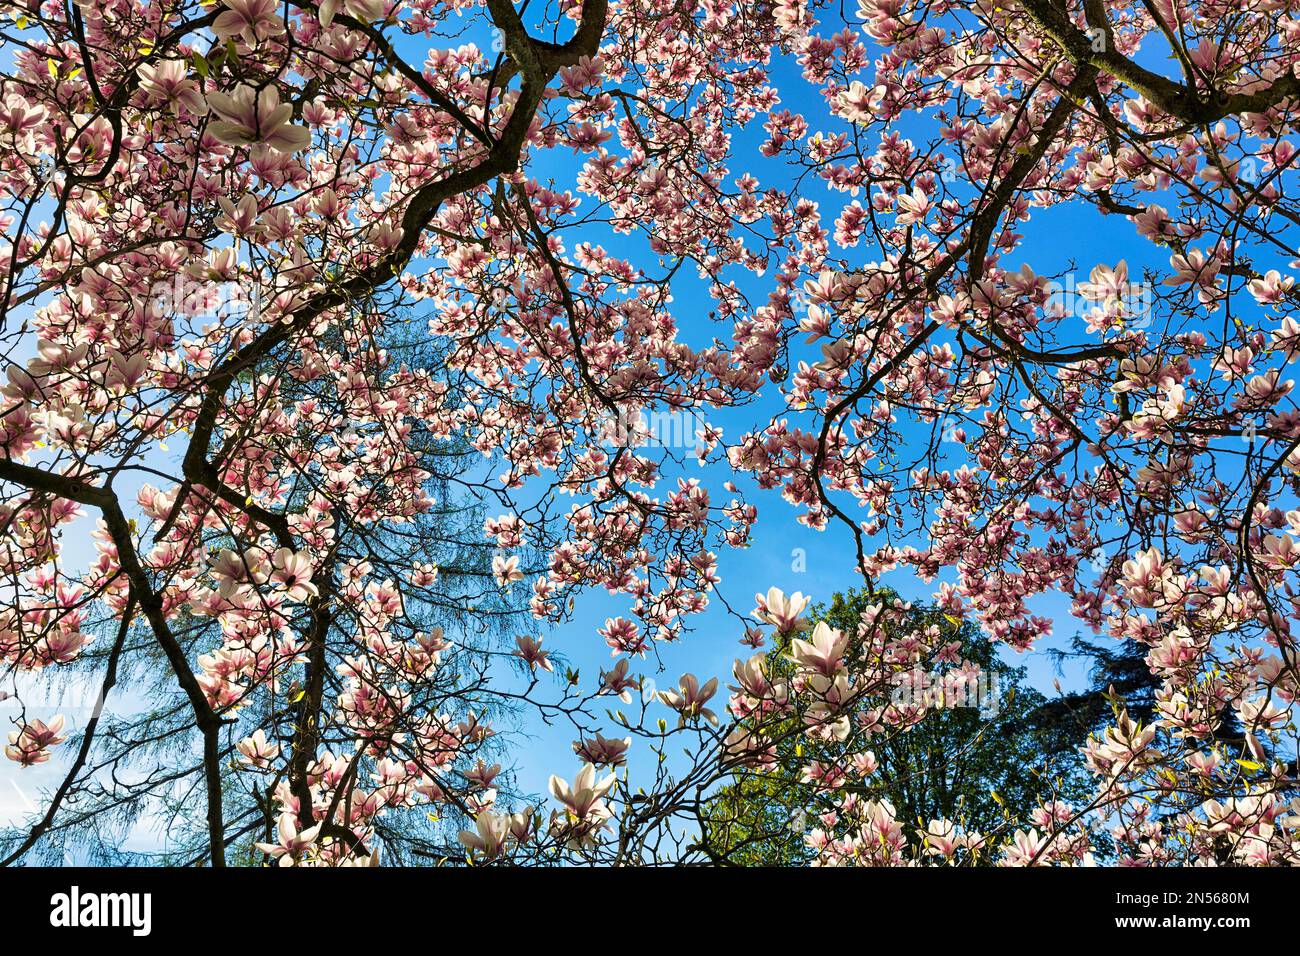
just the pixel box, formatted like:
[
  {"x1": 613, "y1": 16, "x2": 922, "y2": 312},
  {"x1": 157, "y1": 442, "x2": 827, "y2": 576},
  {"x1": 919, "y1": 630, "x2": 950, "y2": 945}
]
[
  {"x1": 137, "y1": 60, "x2": 206, "y2": 115},
  {"x1": 236, "y1": 729, "x2": 280, "y2": 769},
  {"x1": 730, "y1": 652, "x2": 785, "y2": 708},
  {"x1": 834, "y1": 80, "x2": 880, "y2": 123},
  {"x1": 104, "y1": 349, "x2": 149, "y2": 392},
  {"x1": 895, "y1": 186, "x2": 932, "y2": 227},
  {"x1": 722, "y1": 726, "x2": 776, "y2": 770},
  {"x1": 210, "y1": 547, "x2": 269, "y2": 598},
  {"x1": 599, "y1": 616, "x2": 646, "y2": 656},
  {"x1": 255, "y1": 813, "x2": 322, "y2": 866},
  {"x1": 464, "y1": 760, "x2": 502, "y2": 790},
  {"x1": 215, "y1": 194, "x2": 262, "y2": 237},
  {"x1": 787, "y1": 621, "x2": 849, "y2": 678},
  {"x1": 271, "y1": 548, "x2": 318, "y2": 601},
  {"x1": 598, "y1": 659, "x2": 640, "y2": 702},
  {"x1": 559, "y1": 55, "x2": 604, "y2": 92},
  {"x1": 754, "y1": 586, "x2": 809, "y2": 633},
  {"x1": 921, "y1": 818, "x2": 963, "y2": 858},
  {"x1": 409, "y1": 562, "x2": 439, "y2": 587},
  {"x1": 212, "y1": 0, "x2": 284, "y2": 47},
  {"x1": 38, "y1": 629, "x2": 88, "y2": 665},
  {"x1": 1249, "y1": 269, "x2": 1295, "y2": 305},
  {"x1": 658, "y1": 673, "x2": 720, "y2": 725},
  {"x1": 1238, "y1": 695, "x2": 1288, "y2": 730},
  {"x1": 458, "y1": 811, "x2": 510, "y2": 860},
  {"x1": 1090, "y1": 710, "x2": 1159, "y2": 776},
  {"x1": 1271, "y1": 316, "x2": 1300, "y2": 359},
  {"x1": 572, "y1": 733, "x2": 631, "y2": 766},
  {"x1": 5, "y1": 716, "x2": 67, "y2": 767},
  {"x1": 1164, "y1": 248, "x2": 1221, "y2": 288},
  {"x1": 1001, "y1": 828, "x2": 1047, "y2": 866},
  {"x1": 1280, "y1": 798, "x2": 1300, "y2": 829},
  {"x1": 317, "y1": 0, "x2": 389, "y2": 28},
  {"x1": 548, "y1": 763, "x2": 616, "y2": 822},
  {"x1": 1188, "y1": 751, "x2": 1220, "y2": 776},
  {"x1": 207, "y1": 85, "x2": 311, "y2": 153},
  {"x1": 513, "y1": 635, "x2": 553, "y2": 672},
  {"x1": 1077, "y1": 261, "x2": 1130, "y2": 301},
  {"x1": 492, "y1": 554, "x2": 523, "y2": 587}
]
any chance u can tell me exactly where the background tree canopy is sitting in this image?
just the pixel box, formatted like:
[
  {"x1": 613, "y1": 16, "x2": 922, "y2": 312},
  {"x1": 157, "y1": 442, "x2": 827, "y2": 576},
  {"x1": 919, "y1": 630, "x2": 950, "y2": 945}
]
[{"x1": 701, "y1": 590, "x2": 1095, "y2": 865}]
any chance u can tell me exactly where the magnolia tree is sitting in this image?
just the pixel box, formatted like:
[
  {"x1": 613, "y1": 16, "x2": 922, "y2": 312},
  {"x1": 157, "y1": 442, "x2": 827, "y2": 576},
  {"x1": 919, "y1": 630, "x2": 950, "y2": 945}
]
[{"x1": 1, "y1": 0, "x2": 1299, "y2": 866}]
